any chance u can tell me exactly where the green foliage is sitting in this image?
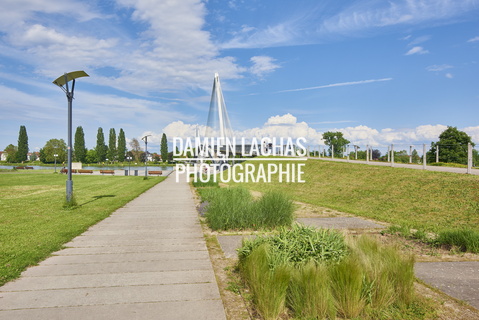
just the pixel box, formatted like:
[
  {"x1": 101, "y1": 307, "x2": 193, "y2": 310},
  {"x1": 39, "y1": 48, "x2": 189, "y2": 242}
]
[
  {"x1": 161, "y1": 133, "x2": 168, "y2": 162},
  {"x1": 427, "y1": 126, "x2": 475, "y2": 165},
  {"x1": 202, "y1": 187, "x2": 294, "y2": 230},
  {"x1": 74, "y1": 126, "x2": 87, "y2": 162},
  {"x1": 85, "y1": 149, "x2": 97, "y2": 164},
  {"x1": 238, "y1": 234, "x2": 421, "y2": 320},
  {"x1": 117, "y1": 128, "x2": 126, "y2": 162},
  {"x1": 239, "y1": 244, "x2": 291, "y2": 320},
  {"x1": 322, "y1": 131, "x2": 350, "y2": 157},
  {"x1": 436, "y1": 229, "x2": 479, "y2": 253},
  {"x1": 238, "y1": 224, "x2": 348, "y2": 266},
  {"x1": 40, "y1": 139, "x2": 67, "y2": 163},
  {"x1": 4, "y1": 144, "x2": 17, "y2": 163},
  {"x1": 16, "y1": 125, "x2": 28, "y2": 162},
  {"x1": 192, "y1": 179, "x2": 219, "y2": 187},
  {"x1": 107, "y1": 128, "x2": 117, "y2": 161},
  {"x1": 287, "y1": 262, "x2": 336, "y2": 319},
  {"x1": 95, "y1": 127, "x2": 107, "y2": 162}
]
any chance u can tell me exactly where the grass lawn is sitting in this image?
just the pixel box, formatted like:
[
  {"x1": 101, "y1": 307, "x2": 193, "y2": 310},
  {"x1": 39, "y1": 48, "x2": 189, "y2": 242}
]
[
  {"x1": 0, "y1": 173, "x2": 165, "y2": 286},
  {"x1": 227, "y1": 159, "x2": 479, "y2": 232}
]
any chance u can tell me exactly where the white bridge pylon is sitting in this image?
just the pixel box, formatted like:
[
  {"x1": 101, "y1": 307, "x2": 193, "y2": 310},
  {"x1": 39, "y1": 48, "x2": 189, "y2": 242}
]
[{"x1": 203, "y1": 73, "x2": 234, "y2": 161}]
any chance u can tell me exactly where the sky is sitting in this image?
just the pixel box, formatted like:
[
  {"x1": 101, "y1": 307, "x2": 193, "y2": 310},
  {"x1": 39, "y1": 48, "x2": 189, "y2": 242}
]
[{"x1": 1, "y1": 0, "x2": 478, "y2": 155}]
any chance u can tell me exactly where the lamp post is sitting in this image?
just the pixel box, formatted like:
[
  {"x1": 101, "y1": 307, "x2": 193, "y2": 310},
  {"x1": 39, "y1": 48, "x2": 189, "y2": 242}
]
[
  {"x1": 127, "y1": 156, "x2": 132, "y2": 176},
  {"x1": 142, "y1": 135, "x2": 152, "y2": 178},
  {"x1": 52, "y1": 71, "x2": 89, "y2": 203},
  {"x1": 54, "y1": 154, "x2": 58, "y2": 173}
]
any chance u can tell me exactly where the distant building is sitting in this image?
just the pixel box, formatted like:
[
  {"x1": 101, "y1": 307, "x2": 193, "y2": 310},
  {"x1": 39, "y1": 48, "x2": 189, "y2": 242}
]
[{"x1": 0, "y1": 151, "x2": 6, "y2": 161}]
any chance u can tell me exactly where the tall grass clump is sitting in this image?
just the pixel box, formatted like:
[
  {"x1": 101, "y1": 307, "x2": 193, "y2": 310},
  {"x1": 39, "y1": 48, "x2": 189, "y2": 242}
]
[
  {"x1": 204, "y1": 187, "x2": 253, "y2": 230},
  {"x1": 436, "y1": 229, "x2": 479, "y2": 253},
  {"x1": 238, "y1": 227, "x2": 423, "y2": 319},
  {"x1": 202, "y1": 187, "x2": 294, "y2": 230},
  {"x1": 192, "y1": 179, "x2": 219, "y2": 188},
  {"x1": 240, "y1": 244, "x2": 291, "y2": 320},
  {"x1": 287, "y1": 262, "x2": 336, "y2": 319}
]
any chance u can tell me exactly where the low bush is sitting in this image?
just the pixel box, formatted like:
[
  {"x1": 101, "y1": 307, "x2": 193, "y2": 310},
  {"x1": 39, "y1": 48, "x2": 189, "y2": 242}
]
[
  {"x1": 192, "y1": 179, "x2": 219, "y2": 187},
  {"x1": 436, "y1": 229, "x2": 479, "y2": 253},
  {"x1": 238, "y1": 228, "x2": 424, "y2": 319},
  {"x1": 202, "y1": 187, "x2": 294, "y2": 230}
]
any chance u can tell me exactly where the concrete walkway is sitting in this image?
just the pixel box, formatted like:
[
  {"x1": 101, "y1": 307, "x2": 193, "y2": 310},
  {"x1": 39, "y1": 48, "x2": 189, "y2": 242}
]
[{"x1": 0, "y1": 175, "x2": 226, "y2": 320}]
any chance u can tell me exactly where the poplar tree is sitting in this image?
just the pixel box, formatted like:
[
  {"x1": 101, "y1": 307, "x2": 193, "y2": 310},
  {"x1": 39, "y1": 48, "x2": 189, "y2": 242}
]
[
  {"x1": 117, "y1": 128, "x2": 126, "y2": 162},
  {"x1": 160, "y1": 133, "x2": 168, "y2": 163},
  {"x1": 16, "y1": 125, "x2": 29, "y2": 162},
  {"x1": 96, "y1": 127, "x2": 107, "y2": 162},
  {"x1": 74, "y1": 126, "x2": 87, "y2": 163},
  {"x1": 108, "y1": 128, "x2": 117, "y2": 161}
]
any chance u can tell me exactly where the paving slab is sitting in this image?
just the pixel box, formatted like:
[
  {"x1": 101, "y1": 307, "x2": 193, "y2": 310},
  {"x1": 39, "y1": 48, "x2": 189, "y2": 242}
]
[
  {"x1": 0, "y1": 174, "x2": 226, "y2": 320},
  {"x1": 415, "y1": 261, "x2": 479, "y2": 310},
  {"x1": 0, "y1": 300, "x2": 225, "y2": 320},
  {"x1": 297, "y1": 217, "x2": 385, "y2": 229}
]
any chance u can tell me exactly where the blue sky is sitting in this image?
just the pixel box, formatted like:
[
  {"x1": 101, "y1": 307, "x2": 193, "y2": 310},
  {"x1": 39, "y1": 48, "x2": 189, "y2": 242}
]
[{"x1": 1, "y1": 0, "x2": 478, "y2": 154}]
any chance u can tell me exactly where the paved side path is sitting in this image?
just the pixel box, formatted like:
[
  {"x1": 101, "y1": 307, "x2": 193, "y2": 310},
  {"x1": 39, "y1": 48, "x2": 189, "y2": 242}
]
[{"x1": 0, "y1": 175, "x2": 226, "y2": 320}]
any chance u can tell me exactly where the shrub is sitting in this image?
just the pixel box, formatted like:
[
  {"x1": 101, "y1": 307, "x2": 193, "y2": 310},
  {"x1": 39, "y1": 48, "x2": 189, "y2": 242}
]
[
  {"x1": 240, "y1": 244, "x2": 291, "y2": 320},
  {"x1": 436, "y1": 229, "x2": 479, "y2": 253},
  {"x1": 192, "y1": 179, "x2": 219, "y2": 187},
  {"x1": 202, "y1": 187, "x2": 294, "y2": 230},
  {"x1": 238, "y1": 224, "x2": 348, "y2": 265},
  {"x1": 287, "y1": 262, "x2": 336, "y2": 319},
  {"x1": 238, "y1": 232, "x2": 420, "y2": 319}
]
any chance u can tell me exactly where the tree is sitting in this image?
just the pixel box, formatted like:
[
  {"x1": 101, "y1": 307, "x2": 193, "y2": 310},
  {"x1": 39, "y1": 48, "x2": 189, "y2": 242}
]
[
  {"x1": 39, "y1": 139, "x2": 67, "y2": 163},
  {"x1": 95, "y1": 127, "x2": 107, "y2": 162},
  {"x1": 4, "y1": 144, "x2": 17, "y2": 163},
  {"x1": 322, "y1": 131, "x2": 350, "y2": 158},
  {"x1": 161, "y1": 133, "x2": 168, "y2": 162},
  {"x1": 372, "y1": 149, "x2": 381, "y2": 160},
  {"x1": 16, "y1": 125, "x2": 29, "y2": 162},
  {"x1": 129, "y1": 138, "x2": 141, "y2": 162},
  {"x1": 74, "y1": 126, "x2": 87, "y2": 163},
  {"x1": 411, "y1": 149, "x2": 421, "y2": 163},
  {"x1": 107, "y1": 128, "x2": 117, "y2": 162},
  {"x1": 427, "y1": 126, "x2": 475, "y2": 164},
  {"x1": 85, "y1": 149, "x2": 97, "y2": 164},
  {"x1": 117, "y1": 128, "x2": 126, "y2": 162}
]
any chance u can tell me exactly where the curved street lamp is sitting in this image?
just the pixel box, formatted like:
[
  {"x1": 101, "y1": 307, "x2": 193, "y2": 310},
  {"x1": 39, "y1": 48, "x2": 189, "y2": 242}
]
[
  {"x1": 53, "y1": 71, "x2": 89, "y2": 204},
  {"x1": 142, "y1": 135, "x2": 152, "y2": 178}
]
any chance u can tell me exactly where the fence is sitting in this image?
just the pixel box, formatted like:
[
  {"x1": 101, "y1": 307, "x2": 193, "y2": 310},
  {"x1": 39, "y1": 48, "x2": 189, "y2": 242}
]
[{"x1": 307, "y1": 143, "x2": 477, "y2": 174}]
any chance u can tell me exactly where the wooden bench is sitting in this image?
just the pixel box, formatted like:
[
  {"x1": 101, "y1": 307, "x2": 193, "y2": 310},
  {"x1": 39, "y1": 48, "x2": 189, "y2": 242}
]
[
  {"x1": 148, "y1": 170, "x2": 163, "y2": 176},
  {"x1": 100, "y1": 170, "x2": 115, "y2": 175},
  {"x1": 60, "y1": 169, "x2": 77, "y2": 174},
  {"x1": 77, "y1": 169, "x2": 93, "y2": 174},
  {"x1": 14, "y1": 166, "x2": 33, "y2": 170}
]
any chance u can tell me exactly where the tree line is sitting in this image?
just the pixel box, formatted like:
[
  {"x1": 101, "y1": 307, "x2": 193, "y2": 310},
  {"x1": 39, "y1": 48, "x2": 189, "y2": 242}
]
[
  {"x1": 320, "y1": 126, "x2": 477, "y2": 165},
  {"x1": 3, "y1": 126, "x2": 171, "y2": 164}
]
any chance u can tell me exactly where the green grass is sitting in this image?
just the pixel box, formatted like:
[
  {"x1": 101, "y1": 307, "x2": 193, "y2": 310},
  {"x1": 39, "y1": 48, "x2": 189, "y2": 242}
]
[
  {"x1": 0, "y1": 173, "x2": 165, "y2": 286},
  {"x1": 199, "y1": 186, "x2": 294, "y2": 230},
  {"x1": 238, "y1": 230, "x2": 430, "y2": 319},
  {"x1": 227, "y1": 159, "x2": 479, "y2": 233}
]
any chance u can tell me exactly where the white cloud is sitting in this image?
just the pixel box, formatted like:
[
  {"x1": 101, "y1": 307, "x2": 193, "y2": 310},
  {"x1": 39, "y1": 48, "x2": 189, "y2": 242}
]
[
  {"x1": 405, "y1": 46, "x2": 429, "y2": 55},
  {"x1": 250, "y1": 56, "x2": 280, "y2": 78},
  {"x1": 0, "y1": 0, "x2": 251, "y2": 96},
  {"x1": 426, "y1": 64, "x2": 453, "y2": 72},
  {"x1": 277, "y1": 78, "x2": 393, "y2": 93},
  {"x1": 321, "y1": 0, "x2": 479, "y2": 36},
  {"x1": 155, "y1": 115, "x2": 467, "y2": 150},
  {"x1": 265, "y1": 113, "x2": 298, "y2": 126},
  {"x1": 467, "y1": 36, "x2": 479, "y2": 42},
  {"x1": 445, "y1": 73, "x2": 453, "y2": 78},
  {"x1": 463, "y1": 126, "x2": 479, "y2": 143}
]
